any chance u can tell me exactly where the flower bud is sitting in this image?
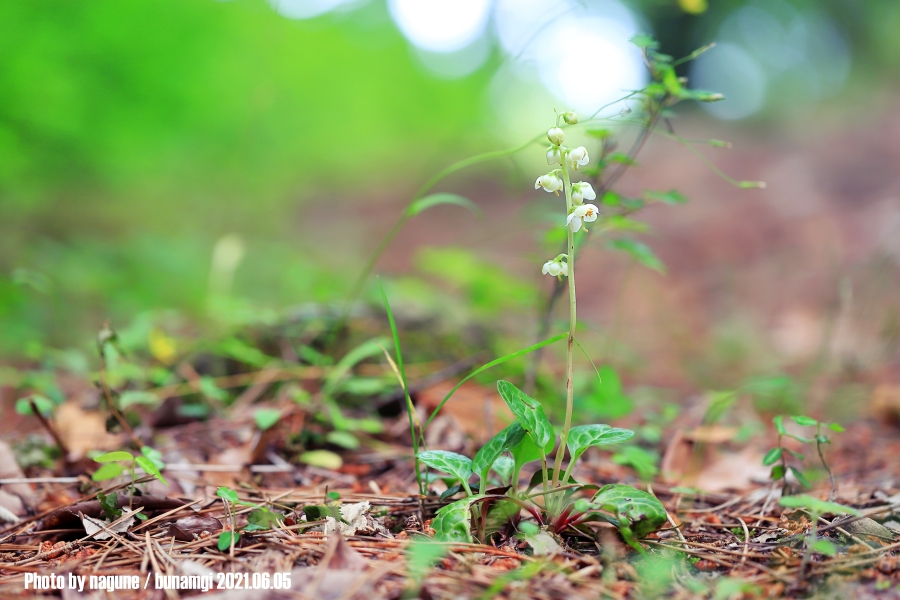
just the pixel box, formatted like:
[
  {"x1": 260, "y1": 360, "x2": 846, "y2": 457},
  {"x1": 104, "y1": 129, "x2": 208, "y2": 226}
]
[
  {"x1": 563, "y1": 111, "x2": 578, "y2": 125},
  {"x1": 571, "y1": 181, "x2": 596, "y2": 205},
  {"x1": 546, "y1": 146, "x2": 562, "y2": 166},
  {"x1": 547, "y1": 127, "x2": 565, "y2": 146}
]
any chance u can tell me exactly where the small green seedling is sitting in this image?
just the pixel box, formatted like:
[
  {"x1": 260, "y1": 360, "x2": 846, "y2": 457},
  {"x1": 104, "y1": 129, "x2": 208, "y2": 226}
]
[
  {"x1": 92, "y1": 447, "x2": 167, "y2": 509},
  {"x1": 764, "y1": 416, "x2": 843, "y2": 498},
  {"x1": 215, "y1": 486, "x2": 280, "y2": 551}
]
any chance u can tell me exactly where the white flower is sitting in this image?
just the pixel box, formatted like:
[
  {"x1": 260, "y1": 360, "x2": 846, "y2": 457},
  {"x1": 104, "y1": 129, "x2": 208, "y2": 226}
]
[
  {"x1": 559, "y1": 261, "x2": 569, "y2": 276},
  {"x1": 563, "y1": 111, "x2": 578, "y2": 125},
  {"x1": 546, "y1": 146, "x2": 562, "y2": 165},
  {"x1": 566, "y1": 203, "x2": 599, "y2": 232},
  {"x1": 571, "y1": 182, "x2": 596, "y2": 205},
  {"x1": 535, "y1": 173, "x2": 563, "y2": 194},
  {"x1": 566, "y1": 146, "x2": 589, "y2": 170},
  {"x1": 542, "y1": 260, "x2": 562, "y2": 277},
  {"x1": 547, "y1": 127, "x2": 565, "y2": 146}
]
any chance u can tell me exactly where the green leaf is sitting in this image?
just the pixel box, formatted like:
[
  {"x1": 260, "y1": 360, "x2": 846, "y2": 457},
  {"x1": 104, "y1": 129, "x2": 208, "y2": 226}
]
[
  {"x1": 785, "y1": 433, "x2": 812, "y2": 444},
  {"x1": 425, "y1": 333, "x2": 567, "y2": 429},
  {"x1": 247, "y1": 507, "x2": 281, "y2": 530},
  {"x1": 406, "y1": 193, "x2": 480, "y2": 218},
  {"x1": 580, "y1": 484, "x2": 668, "y2": 551},
  {"x1": 118, "y1": 390, "x2": 160, "y2": 408},
  {"x1": 325, "y1": 430, "x2": 360, "y2": 450},
  {"x1": 135, "y1": 456, "x2": 168, "y2": 485},
  {"x1": 431, "y1": 495, "x2": 487, "y2": 543},
  {"x1": 789, "y1": 467, "x2": 811, "y2": 489},
  {"x1": 472, "y1": 422, "x2": 526, "y2": 480},
  {"x1": 511, "y1": 432, "x2": 555, "y2": 466},
  {"x1": 417, "y1": 450, "x2": 473, "y2": 486},
  {"x1": 299, "y1": 450, "x2": 343, "y2": 470},
  {"x1": 770, "y1": 465, "x2": 785, "y2": 480},
  {"x1": 491, "y1": 456, "x2": 515, "y2": 486},
  {"x1": 496, "y1": 381, "x2": 553, "y2": 450},
  {"x1": 603, "y1": 215, "x2": 648, "y2": 232},
  {"x1": 785, "y1": 449, "x2": 805, "y2": 461},
  {"x1": 584, "y1": 365, "x2": 633, "y2": 420},
  {"x1": 526, "y1": 468, "x2": 576, "y2": 492},
  {"x1": 439, "y1": 484, "x2": 463, "y2": 501},
  {"x1": 762, "y1": 448, "x2": 782, "y2": 466},
  {"x1": 217, "y1": 531, "x2": 239, "y2": 551},
  {"x1": 606, "y1": 238, "x2": 665, "y2": 273},
  {"x1": 607, "y1": 152, "x2": 636, "y2": 166},
  {"x1": 811, "y1": 539, "x2": 837, "y2": 556},
  {"x1": 643, "y1": 190, "x2": 687, "y2": 205},
  {"x1": 94, "y1": 451, "x2": 134, "y2": 463},
  {"x1": 322, "y1": 338, "x2": 388, "y2": 398},
  {"x1": 92, "y1": 463, "x2": 124, "y2": 482},
  {"x1": 217, "y1": 487, "x2": 239, "y2": 503},
  {"x1": 828, "y1": 423, "x2": 845, "y2": 433},
  {"x1": 15, "y1": 394, "x2": 56, "y2": 416},
  {"x1": 773, "y1": 415, "x2": 786, "y2": 435},
  {"x1": 567, "y1": 424, "x2": 635, "y2": 463},
  {"x1": 779, "y1": 495, "x2": 860, "y2": 517},
  {"x1": 630, "y1": 34, "x2": 658, "y2": 49},
  {"x1": 791, "y1": 415, "x2": 817, "y2": 427},
  {"x1": 253, "y1": 408, "x2": 281, "y2": 431}
]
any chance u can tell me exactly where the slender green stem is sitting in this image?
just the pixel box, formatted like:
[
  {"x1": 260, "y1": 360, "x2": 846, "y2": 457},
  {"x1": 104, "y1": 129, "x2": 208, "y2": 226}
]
[
  {"x1": 539, "y1": 453, "x2": 550, "y2": 505},
  {"x1": 551, "y1": 150, "x2": 577, "y2": 492}
]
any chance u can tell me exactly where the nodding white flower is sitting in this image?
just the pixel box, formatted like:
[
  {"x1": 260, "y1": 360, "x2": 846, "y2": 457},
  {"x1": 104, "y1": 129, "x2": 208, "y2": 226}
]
[
  {"x1": 541, "y1": 258, "x2": 568, "y2": 278},
  {"x1": 566, "y1": 203, "x2": 599, "y2": 232},
  {"x1": 566, "y1": 146, "x2": 589, "y2": 170},
  {"x1": 546, "y1": 146, "x2": 562, "y2": 165},
  {"x1": 542, "y1": 260, "x2": 562, "y2": 277},
  {"x1": 571, "y1": 181, "x2": 596, "y2": 205},
  {"x1": 563, "y1": 111, "x2": 578, "y2": 125},
  {"x1": 535, "y1": 173, "x2": 563, "y2": 194},
  {"x1": 547, "y1": 127, "x2": 565, "y2": 146}
]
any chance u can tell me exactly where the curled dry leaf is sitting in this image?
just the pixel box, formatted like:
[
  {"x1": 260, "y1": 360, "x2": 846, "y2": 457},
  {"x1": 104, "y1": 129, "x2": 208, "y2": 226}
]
[{"x1": 168, "y1": 515, "x2": 223, "y2": 541}]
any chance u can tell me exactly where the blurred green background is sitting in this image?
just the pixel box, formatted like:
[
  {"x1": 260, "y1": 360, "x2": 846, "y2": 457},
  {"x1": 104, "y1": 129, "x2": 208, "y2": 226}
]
[{"x1": 1, "y1": 0, "x2": 899, "y2": 357}]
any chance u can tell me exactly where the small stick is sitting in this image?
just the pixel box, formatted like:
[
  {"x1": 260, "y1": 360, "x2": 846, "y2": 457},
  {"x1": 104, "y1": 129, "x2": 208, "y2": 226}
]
[{"x1": 28, "y1": 399, "x2": 70, "y2": 458}]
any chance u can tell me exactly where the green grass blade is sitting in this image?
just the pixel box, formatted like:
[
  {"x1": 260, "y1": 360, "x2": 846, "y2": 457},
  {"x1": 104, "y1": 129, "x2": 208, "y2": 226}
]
[
  {"x1": 378, "y1": 277, "x2": 426, "y2": 494},
  {"x1": 424, "y1": 332, "x2": 567, "y2": 430}
]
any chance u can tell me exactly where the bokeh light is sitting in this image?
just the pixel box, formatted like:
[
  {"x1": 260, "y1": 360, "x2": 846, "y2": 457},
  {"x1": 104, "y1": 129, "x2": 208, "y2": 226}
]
[{"x1": 387, "y1": 0, "x2": 492, "y2": 53}]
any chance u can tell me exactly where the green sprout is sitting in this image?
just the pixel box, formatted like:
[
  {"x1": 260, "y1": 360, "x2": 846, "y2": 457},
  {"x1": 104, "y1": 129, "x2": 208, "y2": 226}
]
[{"x1": 92, "y1": 447, "x2": 167, "y2": 510}]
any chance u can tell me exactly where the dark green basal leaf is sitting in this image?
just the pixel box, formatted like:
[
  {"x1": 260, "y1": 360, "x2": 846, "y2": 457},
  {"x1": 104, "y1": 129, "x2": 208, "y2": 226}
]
[
  {"x1": 472, "y1": 422, "x2": 526, "y2": 480},
  {"x1": 762, "y1": 447, "x2": 782, "y2": 466},
  {"x1": 526, "y1": 469, "x2": 576, "y2": 493},
  {"x1": 496, "y1": 381, "x2": 553, "y2": 449},
  {"x1": 417, "y1": 450, "x2": 473, "y2": 486},
  {"x1": 406, "y1": 193, "x2": 480, "y2": 218},
  {"x1": 577, "y1": 484, "x2": 668, "y2": 551},
  {"x1": 606, "y1": 238, "x2": 665, "y2": 273},
  {"x1": 567, "y1": 424, "x2": 635, "y2": 462},
  {"x1": 432, "y1": 495, "x2": 487, "y2": 543},
  {"x1": 440, "y1": 484, "x2": 463, "y2": 501},
  {"x1": 791, "y1": 415, "x2": 817, "y2": 427}
]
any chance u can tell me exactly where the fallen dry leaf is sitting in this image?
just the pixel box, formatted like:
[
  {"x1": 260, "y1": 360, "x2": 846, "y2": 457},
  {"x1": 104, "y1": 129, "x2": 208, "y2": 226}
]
[{"x1": 53, "y1": 402, "x2": 121, "y2": 461}]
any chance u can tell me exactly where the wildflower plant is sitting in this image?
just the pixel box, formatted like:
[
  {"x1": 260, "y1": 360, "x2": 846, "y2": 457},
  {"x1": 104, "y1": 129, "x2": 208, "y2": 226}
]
[{"x1": 375, "y1": 36, "x2": 762, "y2": 553}]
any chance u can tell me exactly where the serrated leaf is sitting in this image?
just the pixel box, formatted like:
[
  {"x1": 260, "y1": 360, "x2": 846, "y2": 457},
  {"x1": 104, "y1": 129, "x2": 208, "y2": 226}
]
[
  {"x1": 431, "y1": 495, "x2": 486, "y2": 543},
  {"x1": 406, "y1": 193, "x2": 480, "y2": 218},
  {"x1": 567, "y1": 424, "x2": 635, "y2": 462},
  {"x1": 472, "y1": 422, "x2": 526, "y2": 479},
  {"x1": 791, "y1": 415, "x2": 817, "y2": 427},
  {"x1": 216, "y1": 487, "x2": 239, "y2": 503},
  {"x1": 644, "y1": 189, "x2": 688, "y2": 205},
  {"x1": 779, "y1": 495, "x2": 860, "y2": 517},
  {"x1": 762, "y1": 448, "x2": 782, "y2": 466},
  {"x1": 496, "y1": 381, "x2": 553, "y2": 449},
  {"x1": 417, "y1": 450, "x2": 473, "y2": 486},
  {"x1": 92, "y1": 463, "x2": 125, "y2": 482},
  {"x1": 94, "y1": 451, "x2": 134, "y2": 463},
  {"x1": 606, "y1": 238, "x2": 665, "y2": 273}
]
